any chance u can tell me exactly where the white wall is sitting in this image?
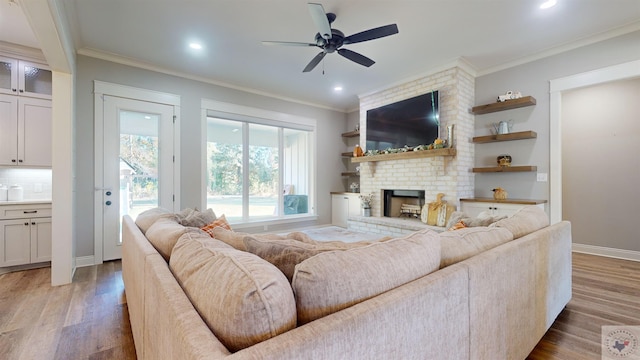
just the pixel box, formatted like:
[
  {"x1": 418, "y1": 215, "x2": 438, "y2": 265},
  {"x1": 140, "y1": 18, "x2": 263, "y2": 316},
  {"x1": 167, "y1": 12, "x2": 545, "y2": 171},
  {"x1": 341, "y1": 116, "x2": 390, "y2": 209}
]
[
  {"x1": 475, "y1": 30, "x2": 640, "y2": 202},
  {"x1": 562, "y1": 78, "x2": 640, "y2": 252},
  {"x1": 74, "y1": 55, "x2": 347, "y2": 257}
]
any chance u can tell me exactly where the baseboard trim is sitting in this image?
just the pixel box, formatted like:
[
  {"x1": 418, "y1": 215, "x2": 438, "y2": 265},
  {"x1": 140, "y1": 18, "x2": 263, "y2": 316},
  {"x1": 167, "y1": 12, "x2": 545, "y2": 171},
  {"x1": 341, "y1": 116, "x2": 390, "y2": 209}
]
[
  {"x1": 573, "y1": 243, "x2": 640, "y2": 262},
  {"x1": 75, "y1": 255, "x2": 96, "y2": 268}
]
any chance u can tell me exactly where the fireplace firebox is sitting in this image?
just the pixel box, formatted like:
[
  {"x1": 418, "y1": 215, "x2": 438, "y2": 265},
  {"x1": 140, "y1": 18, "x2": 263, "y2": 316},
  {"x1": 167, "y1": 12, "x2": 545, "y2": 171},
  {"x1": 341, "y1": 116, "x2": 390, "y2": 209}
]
[{"x1": 383, "y1": 190, "x2": 426, "y2": 218}]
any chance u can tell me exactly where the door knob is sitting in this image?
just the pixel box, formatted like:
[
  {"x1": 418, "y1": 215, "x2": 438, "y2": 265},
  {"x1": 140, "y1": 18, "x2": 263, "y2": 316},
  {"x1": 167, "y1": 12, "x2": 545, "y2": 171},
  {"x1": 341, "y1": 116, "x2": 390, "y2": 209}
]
[
  {"x1": 106, "y1": 191, "x2": 112, "y2": 196},
  {"x1": 105, "y1": 201, "x2": 112, "y2": 206}
]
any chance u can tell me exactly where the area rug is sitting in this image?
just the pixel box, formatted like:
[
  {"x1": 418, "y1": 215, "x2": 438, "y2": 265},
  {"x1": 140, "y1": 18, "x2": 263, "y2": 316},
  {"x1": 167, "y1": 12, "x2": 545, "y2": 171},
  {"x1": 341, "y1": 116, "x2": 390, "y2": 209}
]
[{"x1": 295, "y1": 226, "x2": 389, "y2": 243}]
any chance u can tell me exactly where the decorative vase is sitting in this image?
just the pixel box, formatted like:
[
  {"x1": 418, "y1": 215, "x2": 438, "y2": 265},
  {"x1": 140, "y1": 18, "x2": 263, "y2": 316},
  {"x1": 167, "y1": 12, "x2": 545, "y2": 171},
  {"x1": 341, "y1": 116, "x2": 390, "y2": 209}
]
[{"x1": 362, "y1": 207, "x2": 371, "y2": 217}]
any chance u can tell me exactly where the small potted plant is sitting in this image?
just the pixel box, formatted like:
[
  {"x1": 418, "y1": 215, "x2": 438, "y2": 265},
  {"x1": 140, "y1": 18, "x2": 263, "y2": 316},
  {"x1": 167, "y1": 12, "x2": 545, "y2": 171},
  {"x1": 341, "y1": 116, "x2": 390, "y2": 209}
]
[{"x1": 359, "y1": 192, "x2": 373, "y2": 217}]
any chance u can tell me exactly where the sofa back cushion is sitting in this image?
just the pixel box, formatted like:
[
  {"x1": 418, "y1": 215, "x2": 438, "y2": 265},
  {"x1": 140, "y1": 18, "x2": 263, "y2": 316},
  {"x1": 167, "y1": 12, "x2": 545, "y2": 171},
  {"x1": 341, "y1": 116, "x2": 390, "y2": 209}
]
[
  {"x1": 145, "y1": 217, "x2": 203, "y2": 261},
  {"x1": 169, "y1": 232, "x2": 297, "y2": 352},
  {"x1": 292, "y1": 229, "x2": 441, "y2": 324},
  {"x1": 439, "y1": 227, "x2": 514, "y2": 268},
  {"x1": 135, "y1": 207, "x2": 178, "y2": 234},
  {"x1": 243, "y1": 236, "x2": 373, "y2": 282},
  {"x1": 490, "y1": 205, "x2": 549, "y2": 239}
]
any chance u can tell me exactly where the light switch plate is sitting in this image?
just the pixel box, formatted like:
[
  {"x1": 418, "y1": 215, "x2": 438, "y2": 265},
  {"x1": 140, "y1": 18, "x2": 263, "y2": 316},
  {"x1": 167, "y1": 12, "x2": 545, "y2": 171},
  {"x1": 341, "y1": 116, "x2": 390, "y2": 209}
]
[{"x1": 537, "y1": 173, "x2": 548, "y2": 182}]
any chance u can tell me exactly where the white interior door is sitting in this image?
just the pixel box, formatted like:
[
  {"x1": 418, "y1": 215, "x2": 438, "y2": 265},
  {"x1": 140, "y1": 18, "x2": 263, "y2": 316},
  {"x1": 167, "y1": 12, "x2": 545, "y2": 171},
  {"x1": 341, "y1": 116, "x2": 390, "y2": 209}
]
[{"x1": 100, "y1": 96, "x2": 175, "y2": 261}]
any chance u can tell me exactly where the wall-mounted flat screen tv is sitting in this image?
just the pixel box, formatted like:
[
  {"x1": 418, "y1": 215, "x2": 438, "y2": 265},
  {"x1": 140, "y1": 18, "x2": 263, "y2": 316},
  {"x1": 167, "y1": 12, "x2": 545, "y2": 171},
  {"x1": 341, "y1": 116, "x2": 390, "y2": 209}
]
[{"x1": 365, "y1": 91, "x2": 439, "y2": 151}]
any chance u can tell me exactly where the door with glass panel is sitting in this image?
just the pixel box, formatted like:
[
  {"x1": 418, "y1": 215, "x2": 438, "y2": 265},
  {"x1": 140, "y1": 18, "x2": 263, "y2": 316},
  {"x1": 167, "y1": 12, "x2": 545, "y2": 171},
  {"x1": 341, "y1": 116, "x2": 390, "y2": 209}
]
[{"x1": 100, "y1": 96, "x2": 175, "y2": 260}]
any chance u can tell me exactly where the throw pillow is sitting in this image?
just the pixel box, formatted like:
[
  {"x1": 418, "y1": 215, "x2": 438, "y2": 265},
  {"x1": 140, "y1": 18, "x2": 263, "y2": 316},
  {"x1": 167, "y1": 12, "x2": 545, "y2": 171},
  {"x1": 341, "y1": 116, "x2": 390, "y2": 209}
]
[
  {"x1": 179, "y1": 208, "x2": 217, "y2": 228},
  {"x1": 200, "y1": 215, "x2": 232, "y2": 237},
  {"x1": 204, "y1": 226, "x2": 286, "y2": 251},
  {"x1": 292, "y1": 229, "x2": 441, "y2": 324},
  {"x1": 170, "y1": 233, "x2": 297, "y2": 352}
]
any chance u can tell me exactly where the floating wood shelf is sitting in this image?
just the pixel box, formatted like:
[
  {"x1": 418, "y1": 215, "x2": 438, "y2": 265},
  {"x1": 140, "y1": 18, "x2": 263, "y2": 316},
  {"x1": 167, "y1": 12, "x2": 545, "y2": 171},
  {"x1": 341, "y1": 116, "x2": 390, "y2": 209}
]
[
  {"x1": 471, "y1": 96, "x2": 537, "y2": 115},
  {"x1": 341, "y1": 130, "x2": 360, "y2": 138},
  {"x1": 460, "y1": 198, "x2": 547, "y2": 205},
  {"x1": 472, "y1": 165, "x2": 537, "y2": 173},
  {"x1": 472, "y1": 131, "x2": 538, "y2": 144},
  {"x1": 351, "y1": 148, "x2": 456, "y2": 163},
  {"x1": 341, "y1": 171, "x2": 360, "y2": 177}
]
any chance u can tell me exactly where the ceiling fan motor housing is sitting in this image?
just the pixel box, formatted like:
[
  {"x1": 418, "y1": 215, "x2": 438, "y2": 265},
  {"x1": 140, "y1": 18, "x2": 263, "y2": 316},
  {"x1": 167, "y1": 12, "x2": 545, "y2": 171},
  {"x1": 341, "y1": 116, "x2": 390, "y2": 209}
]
[{"x1": 315, "y1": 29, "x2": 345, "y2": 53}]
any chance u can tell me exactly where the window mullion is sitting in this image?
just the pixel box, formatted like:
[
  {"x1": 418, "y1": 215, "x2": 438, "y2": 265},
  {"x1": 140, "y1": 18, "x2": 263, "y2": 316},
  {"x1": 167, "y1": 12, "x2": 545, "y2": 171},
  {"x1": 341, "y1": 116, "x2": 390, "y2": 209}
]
[
  {"x1": 278, "y1": 128, "x2": 284, "y2": 217},
  {"x1": 242, "y1": 122, "x2": 250, "y2": 221}
]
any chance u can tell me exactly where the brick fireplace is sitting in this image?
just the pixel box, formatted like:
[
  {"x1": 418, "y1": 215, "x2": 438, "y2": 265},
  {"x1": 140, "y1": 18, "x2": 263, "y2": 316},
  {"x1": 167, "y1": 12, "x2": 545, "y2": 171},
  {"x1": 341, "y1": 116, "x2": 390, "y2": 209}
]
[{"x1": 350, "y1": 63, "x2": 475, "y2": 234}]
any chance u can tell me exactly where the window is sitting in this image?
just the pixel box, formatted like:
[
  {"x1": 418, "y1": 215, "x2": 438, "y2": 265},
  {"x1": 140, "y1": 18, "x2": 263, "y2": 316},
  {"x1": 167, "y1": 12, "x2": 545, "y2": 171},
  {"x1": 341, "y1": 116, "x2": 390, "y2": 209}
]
[{"x1": 204, "y1": 104, "x2": 315, "y2": 224}]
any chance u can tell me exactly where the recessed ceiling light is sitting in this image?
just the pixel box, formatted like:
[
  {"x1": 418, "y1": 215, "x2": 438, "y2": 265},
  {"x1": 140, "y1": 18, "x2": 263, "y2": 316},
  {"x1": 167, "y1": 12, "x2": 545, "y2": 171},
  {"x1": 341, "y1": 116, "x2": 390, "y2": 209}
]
[
  {"x1": 189, "y1": 42, "x2": 203, "y2": 50},
  {"x1": 540, "y1": 0, "x2": 557, "y2": 9},
  {"x1": 334, "y1": 86, "x2": 343, "y2": 92}
]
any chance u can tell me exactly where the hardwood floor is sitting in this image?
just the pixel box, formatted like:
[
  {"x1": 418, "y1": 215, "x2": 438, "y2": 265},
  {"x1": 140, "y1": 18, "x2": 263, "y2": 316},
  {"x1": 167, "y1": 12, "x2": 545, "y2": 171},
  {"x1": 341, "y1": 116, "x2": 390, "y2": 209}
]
[
  {"x1": 0, "y1": 261, "x2": 135, "y2": 360},
  {"x1": 527, "y1": 253, "x2": 640, "y2": 359},
  {"x1": 0, "y1": 252, "x2": 638, "y2": 359}
]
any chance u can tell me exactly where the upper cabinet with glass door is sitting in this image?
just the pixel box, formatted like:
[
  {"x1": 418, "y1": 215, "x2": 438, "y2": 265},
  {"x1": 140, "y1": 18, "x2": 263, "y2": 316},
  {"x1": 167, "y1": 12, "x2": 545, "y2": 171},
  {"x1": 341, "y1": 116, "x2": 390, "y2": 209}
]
[{"x1": 0, "y1": 56, "x2": 52, "y2": 100}]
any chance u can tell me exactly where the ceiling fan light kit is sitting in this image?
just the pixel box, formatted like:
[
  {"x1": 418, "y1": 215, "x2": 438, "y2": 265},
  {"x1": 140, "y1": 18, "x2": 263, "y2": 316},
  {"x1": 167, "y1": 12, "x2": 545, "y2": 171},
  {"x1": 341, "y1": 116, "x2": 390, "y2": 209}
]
[{"x1": 262, "y1": 2, "x2": 399, "y2": 73}]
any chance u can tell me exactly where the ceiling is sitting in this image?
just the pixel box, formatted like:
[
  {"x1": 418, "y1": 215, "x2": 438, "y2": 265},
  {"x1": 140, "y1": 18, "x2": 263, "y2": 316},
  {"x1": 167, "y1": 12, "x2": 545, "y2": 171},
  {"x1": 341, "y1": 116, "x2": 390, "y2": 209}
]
[{"x1": 3, "y1": 0, "x2": 640, "y2": 111}]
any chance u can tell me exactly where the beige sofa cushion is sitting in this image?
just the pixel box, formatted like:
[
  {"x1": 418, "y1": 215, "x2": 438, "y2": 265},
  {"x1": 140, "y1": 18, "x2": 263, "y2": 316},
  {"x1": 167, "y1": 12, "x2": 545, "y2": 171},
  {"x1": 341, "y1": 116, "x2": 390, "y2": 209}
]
[
  {"x1": 170, "y1": 233, "x2": 297, "y2": 352},
  {"x1": 292, "y1": 229, "x2": 441, "y2": 324},
  {"x1": 243, "y1": 236, "x2": 373, "y2": 282},
  {"x1": 145, "y1": 217, "x2": 202, "y2": 261},
  {"x1": 490, "y1": 205, "x2": 549, "y2": 239},
  {"x1": 135, "y1": 207, "x2": 178, "y2": 234},
  {"x1": 208, "y1": 227, "x2": 287, "y2": 251},
  {"x1": 439, "y1": 227, "x2": 514, "y2": 268}
]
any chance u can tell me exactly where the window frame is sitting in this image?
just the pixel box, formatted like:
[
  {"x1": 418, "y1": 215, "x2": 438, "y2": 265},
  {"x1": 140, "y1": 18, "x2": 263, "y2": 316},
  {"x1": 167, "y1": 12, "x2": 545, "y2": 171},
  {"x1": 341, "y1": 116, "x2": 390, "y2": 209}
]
[{"x1": 201, "y1": 99, "x2": 317, "y2": 228}]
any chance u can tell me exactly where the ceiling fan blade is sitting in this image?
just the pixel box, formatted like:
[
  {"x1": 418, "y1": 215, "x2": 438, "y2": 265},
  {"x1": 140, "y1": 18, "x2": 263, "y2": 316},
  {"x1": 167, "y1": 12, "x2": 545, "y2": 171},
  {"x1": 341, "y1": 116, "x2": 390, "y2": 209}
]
[
  {"x1": 337, "y1": 49, "x2": 375, "y2": 67},
  {"x1": 303, "y1": 51, "x2": 327, "y2": 72},
  {"x1": 343, "y1": 24, "x2": 399, "y2": 45},
  {"x1": 308, "y1": 3, "x2": 332, "y2": 40},
  {"x1": 262, "y1": 41, "x2": 317, "y2": 47}
]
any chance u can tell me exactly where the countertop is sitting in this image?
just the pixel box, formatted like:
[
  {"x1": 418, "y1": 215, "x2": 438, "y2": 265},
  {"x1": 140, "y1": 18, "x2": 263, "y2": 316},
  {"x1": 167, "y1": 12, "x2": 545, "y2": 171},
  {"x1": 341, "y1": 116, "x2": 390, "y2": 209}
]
[{"x1": 0, "y1": 200, "x2": 52, "y2": 206}]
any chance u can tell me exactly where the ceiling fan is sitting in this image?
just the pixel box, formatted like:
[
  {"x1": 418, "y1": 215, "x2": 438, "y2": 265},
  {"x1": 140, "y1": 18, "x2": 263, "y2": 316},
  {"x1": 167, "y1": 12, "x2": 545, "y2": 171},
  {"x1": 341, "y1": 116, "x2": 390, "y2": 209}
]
[{"x1": 262, "y1": 3, "x2": 399, "y2": 73}]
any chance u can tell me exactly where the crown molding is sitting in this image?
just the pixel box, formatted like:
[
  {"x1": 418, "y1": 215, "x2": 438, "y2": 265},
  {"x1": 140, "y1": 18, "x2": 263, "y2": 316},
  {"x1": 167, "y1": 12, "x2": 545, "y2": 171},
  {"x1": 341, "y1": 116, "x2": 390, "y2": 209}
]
[
  {"x1": 77, "y1": 47, "x2": 346, "y2": 113},
  {"x1": 0, "y1": 40, "x2": 46, "y2": 63},
  {"x1": 477, "y1": 21, "x2": 640, "y2": 77}
]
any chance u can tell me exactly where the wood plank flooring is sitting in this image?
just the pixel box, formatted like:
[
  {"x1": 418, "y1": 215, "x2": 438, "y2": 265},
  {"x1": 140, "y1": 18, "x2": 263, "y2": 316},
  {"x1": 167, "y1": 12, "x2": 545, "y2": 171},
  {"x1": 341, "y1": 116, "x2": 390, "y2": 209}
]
[
  {"x1": 0, "y1": 252, "x2": 638, "y2": 359},
  {"x1": 0, "y1": 261, "x2": 135, "y2": 360},
  {"x1": 527, "y1": 253, "x2": 640, "y2": 360}
]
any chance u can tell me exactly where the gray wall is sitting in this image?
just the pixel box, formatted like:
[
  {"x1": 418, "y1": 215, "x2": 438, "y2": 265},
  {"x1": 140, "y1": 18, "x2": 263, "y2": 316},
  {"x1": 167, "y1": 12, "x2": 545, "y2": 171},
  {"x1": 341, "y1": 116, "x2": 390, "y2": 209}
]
[
  {"x1": 562, "y1": 78, "x2": 640, "y2": 252},
  {"x1": 75, "y1": 55, "x2": 347, "y2": 257},
  {"x1": 474, "y1": 30, "x2": 640, "y2": 201}
]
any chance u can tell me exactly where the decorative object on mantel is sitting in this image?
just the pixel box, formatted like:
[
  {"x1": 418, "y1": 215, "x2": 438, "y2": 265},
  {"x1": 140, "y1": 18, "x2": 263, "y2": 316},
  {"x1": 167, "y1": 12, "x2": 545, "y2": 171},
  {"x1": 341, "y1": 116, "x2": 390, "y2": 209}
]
[
  {"x1": 422, "y1": 193, "x2": 456, "y2": 227},
  {"x1": 349, "y1": 182, "x2": 359, "y2": 193},
  {"x1": 497, "y1": 154, "x2": 512, "y2": 167},
  {"x1": 492, "y1": 187, "x2": 508, "y2": 200},
  {"x1": 497, "y1": 91, "x2": 522, "y2": 102},
  {"x1": 359, "y1": 192, "x2": 373, "y2": 216},
  {"x1": 353, "y1": 144, "x2": 364, "y2": 157}
]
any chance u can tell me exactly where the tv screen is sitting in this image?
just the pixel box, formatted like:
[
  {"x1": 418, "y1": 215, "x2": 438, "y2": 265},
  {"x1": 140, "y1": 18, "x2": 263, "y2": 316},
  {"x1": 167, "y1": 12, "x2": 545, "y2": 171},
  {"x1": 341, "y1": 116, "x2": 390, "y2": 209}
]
[{"x1": 365, "y1": 91, "x2": 439, "y2": 151}]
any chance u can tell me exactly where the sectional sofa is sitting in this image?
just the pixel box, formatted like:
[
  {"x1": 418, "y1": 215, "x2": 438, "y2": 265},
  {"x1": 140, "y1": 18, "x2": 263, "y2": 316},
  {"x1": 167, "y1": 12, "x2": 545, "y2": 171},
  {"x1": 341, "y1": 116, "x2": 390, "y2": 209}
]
[{"x1": 122, "y1": 206, "x2": 572, "y2": 359}]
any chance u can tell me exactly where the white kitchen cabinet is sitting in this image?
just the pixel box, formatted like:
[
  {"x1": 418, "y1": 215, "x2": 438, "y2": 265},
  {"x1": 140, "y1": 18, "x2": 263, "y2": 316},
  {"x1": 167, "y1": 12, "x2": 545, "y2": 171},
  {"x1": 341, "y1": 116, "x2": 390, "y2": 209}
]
[
  {"x1": 0, "y1": 94, "x2": 52, "y2": 167},
  {"x1": 0, "y1": 204, "x2": 52, "y2": 267},
  {"x1": 460, "y1": 198, "x2": 546, "y2": 218},
  {"x1": 0, "y1": 56, "x2": 52, "y2": 99},
  {"x1": 331, "y1": 193, "x2": 361, "y2": 227}
]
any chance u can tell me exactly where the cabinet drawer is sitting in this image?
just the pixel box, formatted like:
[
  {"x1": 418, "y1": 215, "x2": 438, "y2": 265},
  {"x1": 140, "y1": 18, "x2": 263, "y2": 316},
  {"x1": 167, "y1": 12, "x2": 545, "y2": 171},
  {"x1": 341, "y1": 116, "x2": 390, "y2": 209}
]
[{"x1": 0, "y1": 205, "x2": 52, "y2": 219}]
